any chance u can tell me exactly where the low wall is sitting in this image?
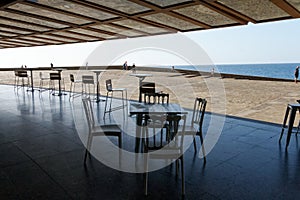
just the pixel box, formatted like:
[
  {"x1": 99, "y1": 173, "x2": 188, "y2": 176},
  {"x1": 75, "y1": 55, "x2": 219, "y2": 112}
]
[{"x1": 0, "y1": 65, "x2": 294, "y2": 82}]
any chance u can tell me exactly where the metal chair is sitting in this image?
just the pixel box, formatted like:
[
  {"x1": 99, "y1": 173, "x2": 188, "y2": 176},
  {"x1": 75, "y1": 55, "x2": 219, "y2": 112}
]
[
  {"x1": 14, "y1": 70, "x2": 30, "y2": 90},
  {"x1": 184, "y1": 97, "x2": 207, "y2": 162},
  {"x1": 82, "y1": 97, "x2": 122, "y2": 164},
  {"x1": 49, "y1": 72, "x2": 65, "y2": 95},
  {"x1": 38, "y1": 72, "x2": 50, "y2": 93},
  {"x1": 69, "y1": 74, "x2": 82, "y2": 98},
  {"x1": 82, "y1": 75, "x2": 95, "y2": 98},
  {"x1": 144, "y1": 114, "x2": 187, "y2": 196},
  {"x1": 140, "y1": 82, "x2": 155, "y2": 103},
  {"x1": 104, "y1": 79, "x2": 127, "y2": 118}
]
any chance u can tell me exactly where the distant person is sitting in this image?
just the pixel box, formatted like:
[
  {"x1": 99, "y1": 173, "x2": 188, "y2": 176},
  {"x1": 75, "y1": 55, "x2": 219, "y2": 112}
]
[
  {"x1": 211, "y1": 67, "x2": 215, "y2": 77},
  {"x1": 50, "y1": 63, "x2": 54, "y2": 69},
  {"x1": 295, "y1": 66, "x2": 299, "y2": 83},
  {"x1": 24, "y1": 65, "x2": 27, "y2": 68},
  {"x1": 123, "y1": 61, "x2": 128, "y2": 70},
  {"x1": 132, "y1": 63, "x2": 136, "y2": 73},
  {"x1": 172, "y1": 66, "x2": 174, "y2": 71}
]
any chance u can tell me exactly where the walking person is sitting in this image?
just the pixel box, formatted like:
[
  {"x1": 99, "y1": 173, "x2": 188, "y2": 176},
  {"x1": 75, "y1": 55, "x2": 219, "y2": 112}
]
[
  {"x1": 123, "y1": 61, "x2": 128, "y2": 70},
  {"x1": 131, "y1": 63, "x2": 136, "y2": 73},
  {"x1": 295, "y1": 66, "x2": 299, "y2": 83}
]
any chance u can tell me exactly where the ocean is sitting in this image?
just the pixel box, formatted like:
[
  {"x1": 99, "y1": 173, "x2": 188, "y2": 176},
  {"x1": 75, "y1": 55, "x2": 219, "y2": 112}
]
[{"x1": 163, "y1": 63, "x2": 300, "y2": 80}]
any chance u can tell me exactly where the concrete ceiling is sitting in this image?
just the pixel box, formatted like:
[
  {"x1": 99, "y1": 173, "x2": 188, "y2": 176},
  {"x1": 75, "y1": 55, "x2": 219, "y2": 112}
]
[{"x1": 0, "y1": 0, "x2": 299, "y2": 49}]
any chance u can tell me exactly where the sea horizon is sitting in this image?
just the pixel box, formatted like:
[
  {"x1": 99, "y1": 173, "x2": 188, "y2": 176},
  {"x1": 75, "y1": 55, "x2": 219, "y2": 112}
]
[
  {"x1": 155, "y1": 62, "x2": 300, "y2": 80},
  {"x1": 2, "y1": 62, "x2": 300, "y2": 80}
]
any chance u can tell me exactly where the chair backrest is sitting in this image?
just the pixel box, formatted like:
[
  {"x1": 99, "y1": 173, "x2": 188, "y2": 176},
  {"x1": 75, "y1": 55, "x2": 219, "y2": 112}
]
[
  {"x1": 82, "y1": 75, "x2": 94, "y2": 84},
  {"x1": 140, "y1": 82, "x2": 155, "y2": 94},
  {"x1": 50, "y1": 72, "x2": 61, "y2": 80},
  {"x1": 106, "y1": 79, "x2": 113, "y2": 91},
  {"x1": 145, "y1": 114, "x2": 186, "y2": 150},
  {"x1": 39, "y1": 72, "x2": 49, "y2": 79},
  {"x1": 82, "y1": 97, "x2": 96, "y2": 131},
  {"x1": 70, "y1": 74, "x2": 75, "y2": 82},
  {"x1": 145, "y1": 93, "x2": 170, "y2": 104},
  {"x1": 191, "y1": 97, "x2": 207, "y2": 130},
  {"x1": 166, "y1": 114, "x2": 186, "y2": 142},
  {"x1": 16, "y1": 70, "x2": 28, "y2": 77}
]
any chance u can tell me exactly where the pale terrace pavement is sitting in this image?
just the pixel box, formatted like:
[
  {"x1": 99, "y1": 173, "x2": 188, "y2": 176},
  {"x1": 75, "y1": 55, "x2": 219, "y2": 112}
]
[{"x1": 1, "y1": 68, "x2": 299, "y2": 124}]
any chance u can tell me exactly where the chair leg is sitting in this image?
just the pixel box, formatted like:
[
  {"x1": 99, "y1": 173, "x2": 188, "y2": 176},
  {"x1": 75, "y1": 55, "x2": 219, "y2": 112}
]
[
  {"x1": 144, "y1": 155, "x2": 149, "y2": 196},
  {"x1": 180, "y1": 156, "x2": 185, "y2": 196},
  {"x1": 103, "y1": 92, "x2": 109, "y2": 119},
  {"x1": 193, "y1": 135, "x2": 197, "y2": 152},
  {"x1": 176, "y1": 160, "x2": 179, "y2": 176},
  {"x1": 84, "y1": 149, "x2": 89, "y2": 164},
  {"x1": 84, "y1": 135, "x2": 93, "y2": 164},
  {"x1": 69, "y1": 82, "x2": 73, "y2": 97},
  {"x1": 109, "y1": 92, "x2": 113, "y2": 112},
  {"x1": 118, "y1": 134, "x2": 122, "y2": 148},
  {"x1": 199, "y1": 131, "x2": 206, "y2": 163}
]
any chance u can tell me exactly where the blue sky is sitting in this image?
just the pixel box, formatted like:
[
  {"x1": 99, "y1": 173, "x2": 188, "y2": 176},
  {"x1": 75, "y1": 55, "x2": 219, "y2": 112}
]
[
  {"x1": 186, "y1": 18, "x2": 300, "y2": 64},
  {"x1": 1, "y1": 18, "x2": 300, "y2": 68}
]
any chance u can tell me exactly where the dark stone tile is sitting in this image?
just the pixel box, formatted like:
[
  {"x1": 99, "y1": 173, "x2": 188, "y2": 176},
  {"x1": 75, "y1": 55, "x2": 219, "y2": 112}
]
[
  {"x1": 2, "y1": 161, "x2": 70, "y2": 199},
  {"x1": 14, "y1": 134, "x2": 83, "y2": 159},
  {"x1": 0, "y1": 169, "x2": 19, "y2": 199},
  {"x1": 0, "y1": 143, "x2": 30, "y2": 168}
]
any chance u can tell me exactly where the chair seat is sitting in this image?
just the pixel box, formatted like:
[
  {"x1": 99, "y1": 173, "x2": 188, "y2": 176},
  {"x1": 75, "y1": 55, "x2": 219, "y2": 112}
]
[
  {"x1": 82, "y1": 97, "x2": 122, "y2": 164},
  {"x1": 180, "y1": 125, "x2": 198, "y2": 134},
  {"x1": 111, "y1": 88, "x2": 126, "y2": 92},
  {"x1": 149, "y1": 150, "x2": 181, "y2": 159},
  {"x1": 92, "y1": 124, "x2": 122, "y2": 135},
  {"x1": 104, "y1": 79, "x2": 128, "y2": 118}
]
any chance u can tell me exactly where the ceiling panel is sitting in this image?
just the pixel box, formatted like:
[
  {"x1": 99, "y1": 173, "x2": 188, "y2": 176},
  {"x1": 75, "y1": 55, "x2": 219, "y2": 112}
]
[
  {"x1": 145, "y1": 0, "x2": 192, "y2": 7},
  {"x1": 0, "y1": 11, "x2": 68, "y2": 28},
  {"x1": 21, "y1": 36, "x2": 62, "y2": 44},
  {"x1": 217, "y1": 0, "x2": 290, "y2": 21},
  {"x1": 142, "y1": 13, "x2": 201, "y2": 30},
  {"x1": 113, "y1": 19, "x2": 169, "y2": 34},
  {"x1": 34, "y1": 34, "x2": 79, "y2": 43},
  {"x1": 51, "y1": 31, "x2": 98, "y2": 41},
  {"x1": 174, "y1": 4, "x2": 236, "y2": 26},
  {"x1": 0, "y1": 31, "x2": 17, "y2": 37},
  {"x1": 86, "y1": 0, "x2": 151, "y2": 14},
  {"x1": 68, "y1": 28, "x2": 117, "y2": 39},
  {"x1": 286, "y1": 0, "x2": 300, "y2": 10},
  {"x1": 9, "y1": 3, "x2": 91, "y2": 25},
  {"x1": 90, "y1": 24, "x2": 144, "y2": 37},
  {"x1": 37, "y1": 0, "x2": 117, "y2": 20},
  {"x1": 8, "y1": 38, "x2": 44, "y2": 45},
  {"x1": 0, "y1": 26, "x2": 31, "y2": 34},
  {"x1": 0, "y1": 18, "x2": 50, "y2": 32}
]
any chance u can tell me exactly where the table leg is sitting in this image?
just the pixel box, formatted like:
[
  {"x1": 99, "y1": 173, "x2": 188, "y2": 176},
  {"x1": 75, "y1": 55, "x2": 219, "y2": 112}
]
[
  {"x1": 135, "y1": 114, "x2": 143, "y2": 153},
  {"x1": 96, "y1": 73, "x2": 100, "y2": 102},
  {"x1": 286, "y1": 107, "x2": 297, "y2": 148},
  {"x1": 94, "y1": 72, "x2": 105, "y2": 102},
  {"x1": 27, "y1": 69, "x2": 34, "y2": 92},
  {"x1": 138, "y1": 77, "x2": 146, "y2": 103},
  {"x1": 279, "y1": 106, "x2": 290, "y2": 142},
  {"x1": 58, "y1": 78, "x2": 62, "y2": 96}
]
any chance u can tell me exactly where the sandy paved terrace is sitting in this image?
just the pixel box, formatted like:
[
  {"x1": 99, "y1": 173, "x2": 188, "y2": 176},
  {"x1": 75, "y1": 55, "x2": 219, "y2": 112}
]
[{"x1": 1, "y1": 68, "x2": 299, "y2": 124}]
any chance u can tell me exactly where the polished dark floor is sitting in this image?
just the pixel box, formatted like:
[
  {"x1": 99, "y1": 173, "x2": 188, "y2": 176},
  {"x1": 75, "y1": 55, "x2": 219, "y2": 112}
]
[{"x1": 0, "y1": 84, "x2": 300, "y2": 200}]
